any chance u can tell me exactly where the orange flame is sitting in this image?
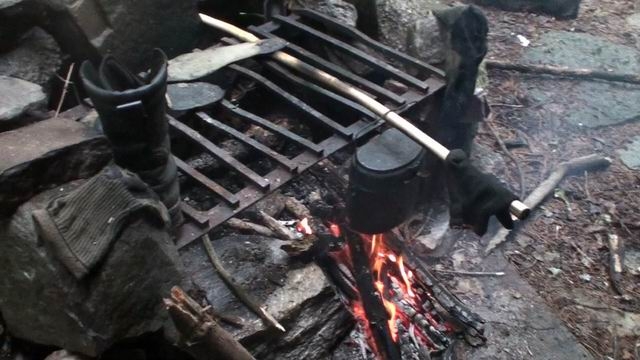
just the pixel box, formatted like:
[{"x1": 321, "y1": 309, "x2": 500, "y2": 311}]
[
  {"x1": 296, "y1": 217, "x2": 313, "y2": 235},
  {"x1": 398, "y1": 256, "x2": 415, "y2": 298}
]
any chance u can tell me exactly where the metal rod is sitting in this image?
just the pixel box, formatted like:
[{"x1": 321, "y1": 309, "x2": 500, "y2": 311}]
[
  {"x1": 170, "y1": 117, "x2": 270, "y2": 190},
  {"x1": 195, "y1": 112, "x2": 298, "y2": 172},
  {"x1": 198, "y1": 13, "x2": 529, "y2": 220},
  {"x1": 174, "y1": 156, "x2": 240, "y2": 207}
]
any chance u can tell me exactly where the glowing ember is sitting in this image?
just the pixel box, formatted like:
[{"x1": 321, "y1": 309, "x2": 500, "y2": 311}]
[
  {"x1": 296, "y1": 217, "x2": 313, "y2": 235},
  {"x1": 329, "y1": 223, "x2": 341, "y2": 237}
]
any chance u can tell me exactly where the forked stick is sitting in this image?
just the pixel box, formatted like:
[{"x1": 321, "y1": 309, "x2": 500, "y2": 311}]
[{"x1": 197, "y1": 13, "x2": 530, "y2": 220}]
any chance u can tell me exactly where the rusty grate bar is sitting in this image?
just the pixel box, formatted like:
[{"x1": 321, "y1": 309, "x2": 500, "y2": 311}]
[
  {"x1": 273, "y1": 14, "x2": 431, "y2": 90},
  {"x1": 263, "y1": 60, "x2": 378, "y2": 120},
  {"x1": 249, "y1": 26, "x2": 407, "y2": 105},
  {"x1": 294, "y1": 8, "x2": 446, "y2": 78},
  {"x1": 220, "y1": 99, "x2": 325, "y2": 155},
  {"x1": 229, "y1": 64, "x2": 353, "y2": 138},
  {"x1": 195, "y1": 111, "x2": 298, "y2": 172},
  {"x1": 174, "y1": 156, "x2": 240, "y2": 207},
  {"x1": 170, "y1": 118, "x2": 271, "y2": 190}
]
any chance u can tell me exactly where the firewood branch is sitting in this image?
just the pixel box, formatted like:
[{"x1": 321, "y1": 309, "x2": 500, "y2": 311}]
[
  {"x1": 485, "y1": 154, "x2": 612, "y2": 253},
  {"x1": 164, "y1": 287, "x2": 256, "y2": 360},
  {"x1": 485, "y1": 60, "x2": 640, "y2": 85}
]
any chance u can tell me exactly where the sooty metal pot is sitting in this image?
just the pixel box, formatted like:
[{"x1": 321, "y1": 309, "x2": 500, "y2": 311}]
[{"x1": 347, "y1": 128, "x2": 425, "y2": 234}]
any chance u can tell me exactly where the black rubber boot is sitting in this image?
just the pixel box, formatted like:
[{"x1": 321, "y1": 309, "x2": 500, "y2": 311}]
[{"x1": 79, "y1": 49, "x2": 183, "y2": 229}]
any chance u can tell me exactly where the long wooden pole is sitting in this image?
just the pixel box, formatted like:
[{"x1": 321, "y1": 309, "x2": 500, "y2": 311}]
[{"x1": 198, "y1": 13, "x2": 530, "y2": 220}]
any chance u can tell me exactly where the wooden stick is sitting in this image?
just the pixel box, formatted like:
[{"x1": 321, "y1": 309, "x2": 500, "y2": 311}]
[
  {"x1": 284, "y1": 197, "x2": 311, "y2": 219},
  {"x1": 257, "y1": 211, "x2": 297, "y2": 241},
  {"x1": 226, "y1": 218, "x2": 276, "y2": 237},
  {"x1": 433, "y1": 269, "x2": 505, "y2": 277},
  {"x1": 485, "y1": 154, "x2": 612, "y2": 253},
  {"x1": 55, "y1": 63, "x2": 74, "y2": 118},
  {"x1": 607, "y1": 233, "x2": 625, "y2": 295},
  {"x1": 164, "y1": 287, "x2": 256, "y2": 360},
  {"x1": 197, "y1": 13, "x2": 530, "y2": 221},
  {"x1": 201, "y1": 234, "x2": 286, "y2": 332},
  {"x1": 485, "y1": 60, "x2": 640, "y2": 85}
]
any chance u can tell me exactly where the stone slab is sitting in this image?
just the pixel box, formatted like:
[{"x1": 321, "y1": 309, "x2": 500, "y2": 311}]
[
  {"x1": 0, "y1": 114, "x2": 111, "y2": 217},
  {"x1": 618, "y1": 136, "x2": 640, "y2": 170},
  {"x1": 180, "y1": 235, "x2": 352, "y2": 360},
  {"x1": 0, "y1": 76, "x2": 46, "y2": 121},
  {"x1": 410, "y1": 204, "x2": 593, "y2": 359},
  {"x1": 525, "y1": 79, "x2": 640, "y2": 128},
  {"x1": 523, "y1": 31, "x2": 640, "y2": 74}
]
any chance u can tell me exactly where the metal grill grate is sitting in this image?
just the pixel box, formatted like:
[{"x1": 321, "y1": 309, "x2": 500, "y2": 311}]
[{"x1": 174, "y1": 9, "x2": 446, "y2": 248}]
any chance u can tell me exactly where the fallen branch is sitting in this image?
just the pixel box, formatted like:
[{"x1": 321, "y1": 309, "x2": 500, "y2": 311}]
[
  {"x1": 485, "y1": 154, "x2": 612, "y2": 253},
  {"x1": 485, "y1": 60, "x2": 640, "y2": 85},
  {"x1": 164, "y1": 287, "x2": 255, "y2": 360},
  {"x1": 257, "y1": 211, "x2": 297, "y2": 241},
  {"x1": 433, "y1": 269, "x2": 505, "y2": 277},
  {"x1": 201, "y1": 234, "x2": 286, "y2": 332},
  {"x1": 226, "y1": 218, "x2": 276, "y2": 237}
]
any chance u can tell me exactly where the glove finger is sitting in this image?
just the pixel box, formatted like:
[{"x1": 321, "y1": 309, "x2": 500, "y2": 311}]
[
  {"x1": 495, "y1": 207, "x2": 515, "y2": 230},
  {"x1": 472, "y1": 213, "x2": 491, "y2": 236}
]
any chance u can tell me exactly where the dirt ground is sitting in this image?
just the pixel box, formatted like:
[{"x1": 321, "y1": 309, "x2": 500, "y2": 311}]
[{"x1": 463, "y1": 0, "x2": 640, "y2": 358}]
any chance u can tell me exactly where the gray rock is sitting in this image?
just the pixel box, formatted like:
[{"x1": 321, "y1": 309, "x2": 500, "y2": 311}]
[
  {"x1": 618, "y1": 136, "x2": 640, "y2": 170},
  {"x1": 523, "y1": 31, "x2": 640, "y2": 74},
  {"x1": 627, "y1": 13, "x2": 640, "y2": 29},
  {"x1": 0, "y1": 0, "x2": 22, "y2": 10},
  {"x1": 65, "y1": 0, "x2": 200, "y2": 69},
  {"x1": 472, "y1": 0, "x2": 580, "y2": 19},
  {"x1": 525, "y1": 79, "x2": 640, "y2": 128},
  {"x1": 406, "y1": 14, "x2": 446, "y2": 64},
  {"x1": 0, "y1": 185, "x2": 185, "y2": 356},
  {"x1": 180, "y1": 235, "x2": 352, "y2": 360},
  {"x1": 0, "y1": 76, "x2": 46, "y2": 122},
  {"x1": 365, "y1": 0, "x2": 445, "y2": 51},
  {"x1": 0, "y1": 27, "x2": 64, "y2": 88},
  {"x1": 0, "y1": 116, "x2": 111, "y2": 217},
  {"x1": 167, "y1": 82, "x2": 224, "y2": 112},
  {"x1": 298, "y1": 0, "x2": 358, "y2": 26}
]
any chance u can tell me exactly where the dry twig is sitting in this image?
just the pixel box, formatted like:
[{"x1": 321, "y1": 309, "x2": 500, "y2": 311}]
[
  {"x1": 433, "y1": 269, "x2": 505, "y2": 277},
  {"x1": 257, "y1": 211, "x2": 297, "y2": 241},
  {"x1": 485, "y1": 115, "x2": 526, "y2": 199},
  {"x1": 201, "y1": 234, "x2": 286, "y2": 332},
  {"x1": 226, "y1": 218, "x2": 275, "y2": 237},
  {"x1": 486, "y1": 60, "x2": 640, "y2": 85},
  {"x1": 55, "y1": 63, "x2": 75, "y2": 118}
]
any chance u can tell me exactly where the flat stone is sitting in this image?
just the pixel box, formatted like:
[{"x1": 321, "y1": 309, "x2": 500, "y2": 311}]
[
  {"x1": 180, "y1": 235, "x2": 352, "y2": 360},
  {"x1": 0, "y1": 0, "x2": 22, "y2": 10},
  {"x1": 619, "y1": 137, "x2": 640, "y2": 170},
  {"x1": 0, "y1": 27, "x2": 64, "y2": 89},
  {"x1": 0, "y1": 114, "x2": 111, "y2": 217},
  {"x1": 626, "y1": 13, "x2": 640, "y2": 29},
  {"x1": 523, "y1": 31, "x2": 640, "y2": 74},
  {"x1": 166, "y1": 82, "x2": 224, "y2": 111},
  {"x1": 0, "y1": 76, "x2": 46, "y2": 122},
  {"x1": 525, "y1": 79, "x2": 640, "y2": 128}
]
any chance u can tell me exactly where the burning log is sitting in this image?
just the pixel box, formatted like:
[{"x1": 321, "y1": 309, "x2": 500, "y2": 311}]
[
  {"x1": 164, "y1": 287, "x2": 256, "y2": 360},
  {"x1": 343, "y1": 226, "x2": 402, "y2": 360}
]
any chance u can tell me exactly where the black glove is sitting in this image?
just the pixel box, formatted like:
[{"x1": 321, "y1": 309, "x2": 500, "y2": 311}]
[{"x1": 444, "y1": 149, "x2": 517, "y2": 236}]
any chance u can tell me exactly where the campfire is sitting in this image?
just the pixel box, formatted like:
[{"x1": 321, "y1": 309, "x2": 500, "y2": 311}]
[{"x1": 290, "y1": 211, "x2": 486, "y2": 360}]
